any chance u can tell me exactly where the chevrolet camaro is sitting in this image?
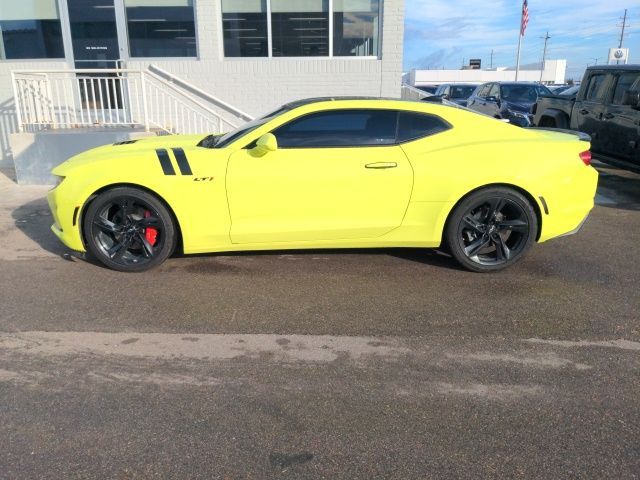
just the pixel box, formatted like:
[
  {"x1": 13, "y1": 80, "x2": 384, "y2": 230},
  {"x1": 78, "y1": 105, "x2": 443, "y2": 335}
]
[{"x1": 47, "y1": 97, "x2": 598, "y2": 273}]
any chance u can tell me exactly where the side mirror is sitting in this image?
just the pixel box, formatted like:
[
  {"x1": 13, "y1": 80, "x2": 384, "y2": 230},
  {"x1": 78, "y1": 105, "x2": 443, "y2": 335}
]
[
  {"x1": 252, "y1": 133, "x2": 278, "y2": 156},
  {"x1": 622, "y1": 90, "x2": 640, "y2": 108}
]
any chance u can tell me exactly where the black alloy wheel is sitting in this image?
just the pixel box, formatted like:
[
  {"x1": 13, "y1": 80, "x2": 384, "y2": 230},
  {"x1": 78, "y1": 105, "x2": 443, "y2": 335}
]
[
  {"x1": 445, "y1": 187, "x2": 537, "y2": 272},
  {"x1": 83, "y1": 187, "x2": 176, "y2": 272}
]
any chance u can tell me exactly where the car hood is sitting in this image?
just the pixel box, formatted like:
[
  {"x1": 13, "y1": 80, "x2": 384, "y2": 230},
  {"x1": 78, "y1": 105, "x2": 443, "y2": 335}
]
[
  {"x1": 51, "y1": 133, "x2": 217, "y2": 176},
  {"x1": 502, "y1": 101, "x2": 534, "y2": 113}
]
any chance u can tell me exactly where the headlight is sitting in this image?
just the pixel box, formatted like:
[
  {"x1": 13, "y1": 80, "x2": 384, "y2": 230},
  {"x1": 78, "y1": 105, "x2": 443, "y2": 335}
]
[{"x1": 506, "y1": 109, "x2": 528, "y2": 118}]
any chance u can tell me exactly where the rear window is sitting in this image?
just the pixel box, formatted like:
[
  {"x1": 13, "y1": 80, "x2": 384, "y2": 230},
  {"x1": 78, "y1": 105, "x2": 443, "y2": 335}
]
[
  {"x1": 612, "y1": 72, "x2": 640, "y2": 105},
  {"x1": 397, "y1": 112, "x2": 451, "y2": 143},
  {"x1": 584, "y1": 74, "x2": 608, "y2": 102}
]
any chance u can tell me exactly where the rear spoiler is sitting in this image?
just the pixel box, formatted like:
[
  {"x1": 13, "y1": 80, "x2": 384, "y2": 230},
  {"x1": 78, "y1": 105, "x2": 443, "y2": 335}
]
[{"x1": 529, "y1": 127, "x2": 591, "y2": 142}]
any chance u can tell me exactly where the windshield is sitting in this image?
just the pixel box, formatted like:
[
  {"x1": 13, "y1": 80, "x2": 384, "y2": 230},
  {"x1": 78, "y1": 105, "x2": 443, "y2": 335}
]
[
  {"x1": 500, "y1": 84, "x2": 551, "y2": 103},
  {"x1": 206, "y1": 105, "x2": 292, "y2": 149},
  {"x1": 450, "y1": 86, "x2": 476, "y2": 99}
]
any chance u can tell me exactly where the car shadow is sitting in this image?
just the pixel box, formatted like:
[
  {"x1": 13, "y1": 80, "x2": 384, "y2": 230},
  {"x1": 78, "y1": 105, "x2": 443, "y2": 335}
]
[
  {"x1": 11, "y1": 197, "x2": 70, "y2": 256},
  {"x1": 594, "y1": 162, "x2": 640, "y2": 212},
  {"x1": 12, "y1": 196, "x2": 464, "y2": 271}
]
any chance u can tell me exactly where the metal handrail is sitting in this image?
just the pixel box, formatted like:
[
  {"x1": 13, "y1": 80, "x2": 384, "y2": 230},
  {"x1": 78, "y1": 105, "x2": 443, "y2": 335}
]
[
  {"x1": 12, "y1": 66, "x2": 248, "y2": 134},
  {"x1": 148, "y1": 64, "x2": 254, "y2": 121}
]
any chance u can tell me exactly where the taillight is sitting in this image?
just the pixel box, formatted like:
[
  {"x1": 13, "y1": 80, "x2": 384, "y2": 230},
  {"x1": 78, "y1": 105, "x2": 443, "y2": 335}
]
[{"x1": 579, "y1": 150, "x2": 591, "y2": 166}]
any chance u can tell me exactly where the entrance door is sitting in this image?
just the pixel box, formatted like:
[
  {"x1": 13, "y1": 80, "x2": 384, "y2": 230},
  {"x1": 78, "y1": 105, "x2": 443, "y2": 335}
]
[
  {"x1": 67, "y1": 0, "x2": 124, "y2": 69},
  {"x1": 66, "y1": 0, "x2": 129, "y2": 119}
]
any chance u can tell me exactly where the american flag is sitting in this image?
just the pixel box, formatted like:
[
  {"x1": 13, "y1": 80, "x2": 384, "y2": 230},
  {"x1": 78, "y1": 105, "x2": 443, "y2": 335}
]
[{"x1": 520, "y1": 0, "x2": 529, "y2": 36}]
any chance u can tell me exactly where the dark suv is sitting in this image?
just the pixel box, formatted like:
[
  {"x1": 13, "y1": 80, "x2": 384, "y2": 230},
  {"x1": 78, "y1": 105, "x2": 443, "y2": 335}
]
[{"x1": 466, "y1": 82, "x2": 552, "y2": 126}]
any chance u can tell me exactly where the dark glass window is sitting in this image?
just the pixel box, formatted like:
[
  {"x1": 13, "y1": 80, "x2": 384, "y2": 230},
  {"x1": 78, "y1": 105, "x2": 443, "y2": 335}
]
[
  {"x1": 0, "y1": 1, "x2": 64, "y2": 59},
  {"x1": 125, "y1": 0, "x2": 197, "y2": 58},
  {"x1": 612, "y1": 72, "x2": 640, "y2": 105},
  {"x1": 271, "y1": 0, "x2": 329, "y2": 57},
  {"x1": 222, "y1": 0, "x2": 268, "y2": 57},
  {"x1": 397, "y1": 112, "x2": 450, "y2": 143},
  {"x1": 584, "y1": 74, "x2": 608, "y2": 102},
  {"x1": 273, "y1": 109, "x2": 397, "y2": 147},
  {"x1": 68, "y1": 0, "x2": 119, "y2": 68},
  {"x1": 333, "y1": 0, "x2": 379, "y2": 56}
]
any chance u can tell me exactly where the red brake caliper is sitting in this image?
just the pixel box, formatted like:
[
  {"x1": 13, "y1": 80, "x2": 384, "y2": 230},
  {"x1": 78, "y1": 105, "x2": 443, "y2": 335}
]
[{"x1": 144, "y1": 211, "x2": 158, "y2": 246}]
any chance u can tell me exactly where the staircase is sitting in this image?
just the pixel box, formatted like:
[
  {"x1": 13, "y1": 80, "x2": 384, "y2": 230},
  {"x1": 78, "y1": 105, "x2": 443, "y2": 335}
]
[{"x1": 11, "y1": 65, "x2": 254, "y2": 136}]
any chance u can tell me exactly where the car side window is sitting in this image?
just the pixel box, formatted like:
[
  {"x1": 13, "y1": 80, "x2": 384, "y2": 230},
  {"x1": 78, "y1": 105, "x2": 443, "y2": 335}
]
[
  {"x1": 397, "y1": 112, "x2": 451, "y2": 143},
  {"x1": 584, "y1": 74, "x2": 608, "y2": 102},
  {"x1": 488, "y1": 84, "x2": 499, "y2": 98},
  {"x1": 612, "y1": 72, "x2": 640, "y2": 105},
  {"x1": 272, "y1": 109, "x2": 397, "y2": 148},
  {"x1": 477, "y1": 84, "x2": 490, "y2": 98}
]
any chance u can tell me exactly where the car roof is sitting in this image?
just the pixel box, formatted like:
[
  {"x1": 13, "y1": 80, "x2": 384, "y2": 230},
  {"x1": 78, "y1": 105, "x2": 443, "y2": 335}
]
[
  {"x1": 586, "y1": 64, "x2": 640, "y2": 71},
  {"x1": 481, "y1": 82, "x2": 542, "y2": 86},
  {"x1": 282, "y1": 96, "x2": 419, "y2": 109}
]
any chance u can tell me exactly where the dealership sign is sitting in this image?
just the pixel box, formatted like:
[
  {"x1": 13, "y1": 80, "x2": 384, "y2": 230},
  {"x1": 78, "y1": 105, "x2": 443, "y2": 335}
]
[{"x1": 608, "y1": 48, "x2": 629, "y2": 64}]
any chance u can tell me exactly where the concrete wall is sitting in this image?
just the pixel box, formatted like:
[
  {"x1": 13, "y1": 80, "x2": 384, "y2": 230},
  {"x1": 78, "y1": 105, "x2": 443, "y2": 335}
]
[
  {"x1": 0, "y1": 0, "x2": 405, "y2": 168},
  {"x1": 406, "y1": 60, "x2": 567, "y2": 86},
  {"x1": 10, "y1": 128, "x2": 155, "y2": 185}
]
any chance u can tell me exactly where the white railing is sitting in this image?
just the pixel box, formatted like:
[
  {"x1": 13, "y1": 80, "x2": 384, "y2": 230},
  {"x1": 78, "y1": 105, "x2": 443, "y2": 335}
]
[{"x1": 11, "y1": 67, "x2": 254, "y2": 135}]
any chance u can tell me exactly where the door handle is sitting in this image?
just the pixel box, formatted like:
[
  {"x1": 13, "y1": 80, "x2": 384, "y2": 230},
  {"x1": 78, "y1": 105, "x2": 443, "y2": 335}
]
[
  {"x1": 603, "y1": 113, "x2": 615, "y2": 120},
  {"x1": 579, "y1": 109, "x2": 589, "y2": 115},
  {"x1": 365, "y1": 162, "x2": 397, "y2": 169}
]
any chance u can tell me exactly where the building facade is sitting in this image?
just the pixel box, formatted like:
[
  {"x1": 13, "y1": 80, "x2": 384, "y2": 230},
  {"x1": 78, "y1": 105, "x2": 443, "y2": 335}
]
[
  {"x1": 0, "y1": 0, "x2": 405, "y2": 167},
  {"x1": 404, "y1": 60, "x2": 567, "y2": 87}
]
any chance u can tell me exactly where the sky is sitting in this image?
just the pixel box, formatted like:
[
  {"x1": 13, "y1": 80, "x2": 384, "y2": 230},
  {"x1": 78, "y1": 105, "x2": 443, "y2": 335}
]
[{"x1": 403, "y1": 0, "x2": 640, "y2": 80}]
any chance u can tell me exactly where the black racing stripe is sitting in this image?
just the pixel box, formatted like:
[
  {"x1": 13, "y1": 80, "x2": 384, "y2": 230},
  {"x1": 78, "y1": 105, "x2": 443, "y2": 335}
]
[
  {"x1": 172, "y1": 147, "x2": 193, "y2": 175},
  {"x1": 156, "y1": 149, "x2": 175, "y2": 175}
]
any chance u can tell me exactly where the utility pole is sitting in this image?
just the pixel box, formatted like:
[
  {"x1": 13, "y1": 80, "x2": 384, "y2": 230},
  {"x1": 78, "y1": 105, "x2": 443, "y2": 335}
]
[
  {"x1": 616, "y1": 9, "x2": 628, "y2": 64},
  {"x1": 591, "y1": 57, "x2": 599, "y2": 66},
  {"x1": 618, "y1": 9, "x2": 627, "y2": 48},
  {"x1": 539, "y1": 32, "x2": 550, "y2": 83},
  {"x1": 490, "y1": 49, "x2": 494, "y2": 69}
]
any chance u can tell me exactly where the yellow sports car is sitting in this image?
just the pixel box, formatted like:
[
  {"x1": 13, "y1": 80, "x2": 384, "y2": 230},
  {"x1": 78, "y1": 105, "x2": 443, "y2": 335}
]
[{"x1": 48, "y1": 97, "x2": 598, "y2": 273}]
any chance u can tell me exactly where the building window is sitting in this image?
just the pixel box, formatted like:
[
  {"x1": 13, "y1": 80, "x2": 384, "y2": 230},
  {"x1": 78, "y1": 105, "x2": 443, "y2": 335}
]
[
  {"x1": 333, "y1": 0, "x2": 379, "y2": 56},
  {"x1": 125, "y1": 0, "x2": 197, "y2": 57},
  {"x1": 222, "y1": 0, "x2": 268, "y2": 57},
  {"x1": 221, "y1": 0, "x2": 381, "y2": 58},
  {"x1": 271, "y1": 0, "x2": 329, "y2": 57},
  {"x1": 0, "y1": 0, "x2": 64, "y2": 60}
]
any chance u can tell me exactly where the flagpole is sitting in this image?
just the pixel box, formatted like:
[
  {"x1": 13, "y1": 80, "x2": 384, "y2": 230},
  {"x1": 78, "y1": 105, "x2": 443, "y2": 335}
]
[{"x1": 515, "y1": 33, "x2": 522, "y2": 81}]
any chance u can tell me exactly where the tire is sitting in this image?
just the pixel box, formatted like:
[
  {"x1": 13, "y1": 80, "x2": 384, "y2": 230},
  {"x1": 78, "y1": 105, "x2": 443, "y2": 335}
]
[
  {"x1": 445, "y1": 187, "x2": 537, "y2": 272},
  {"x1": 83, "y1": 187, "x2": 176, "y2": 272}
]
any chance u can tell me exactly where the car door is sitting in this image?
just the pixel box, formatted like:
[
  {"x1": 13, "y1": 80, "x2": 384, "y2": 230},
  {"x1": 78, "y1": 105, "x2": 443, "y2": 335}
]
[
  {"x1": 575, "y1": 72, "x2": 613, "y2": 153},
  {"x1": 600, "y1": 71, "x2": 640, "y2": 163},
  {"x1": 485, "y1": 83, "x2": 501, "y2": 117},
  {"x1": 467, "y1": 84, "x2": 488, "y2": 112},
  {"x1": 226, "y1": 109, "x2": 413, "y2": 244}
]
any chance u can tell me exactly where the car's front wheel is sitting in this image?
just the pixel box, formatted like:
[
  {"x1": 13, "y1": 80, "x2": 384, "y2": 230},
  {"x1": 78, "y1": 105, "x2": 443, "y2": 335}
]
[
  {"x1": 83, "y1": 187, "x2": 176, "y2": 272},
  {"x1": 445, "y1": 187, "x2": 537, "y2": 272}
]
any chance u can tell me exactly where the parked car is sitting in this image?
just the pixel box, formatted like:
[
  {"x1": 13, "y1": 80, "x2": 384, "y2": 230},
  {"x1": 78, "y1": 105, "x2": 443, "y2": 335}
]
[
  {"x1": 467, "y1": 82, "x2": 552, "y2": 127},
  {"x1": 430, "y1": 83, "x2": 479, "y2": 106},
  {"x1": 415, "y1": 85, "x2": 438, "y2": 95},
  {"x1": 533, "y1": 65, "x2": 640, "y2": 170},
  {"x1": 556, "y1": 85, "x2": 580, "y2": 97},
  {"x1": 548, "y1": 84, "x2": 572, "y2": 94},
  {"x1": 48, "y1": 97, "x2": 597, "y2": 273}
]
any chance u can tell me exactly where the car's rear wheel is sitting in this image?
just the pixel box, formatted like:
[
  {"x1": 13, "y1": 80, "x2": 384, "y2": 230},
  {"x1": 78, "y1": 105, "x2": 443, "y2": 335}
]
[
  {"x1": 83, "y1": 187, "x2": 176, "y2": 272},
  {"x1": 445, "y1": 187, "x2": 537, "y2": 272}
]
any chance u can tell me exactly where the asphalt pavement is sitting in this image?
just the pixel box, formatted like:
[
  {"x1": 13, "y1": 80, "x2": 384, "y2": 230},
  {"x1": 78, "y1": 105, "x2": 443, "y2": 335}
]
[{"x1": 0, "y1": 162, "x2": 638, "y2": 479}]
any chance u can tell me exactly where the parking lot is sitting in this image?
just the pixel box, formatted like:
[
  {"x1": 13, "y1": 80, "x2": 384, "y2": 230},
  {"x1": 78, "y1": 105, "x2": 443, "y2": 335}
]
[{"x1": 1, "y1": 161, "x2": 639, "y2": 478}]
